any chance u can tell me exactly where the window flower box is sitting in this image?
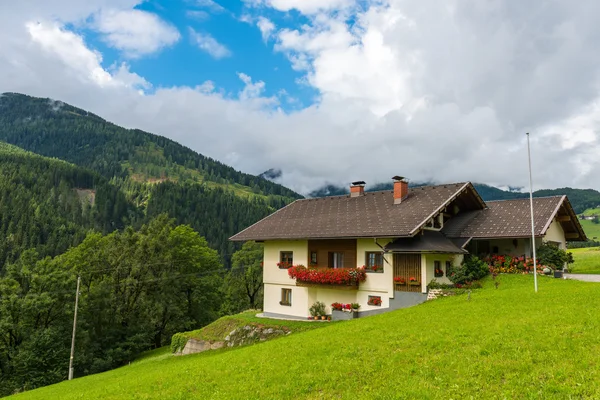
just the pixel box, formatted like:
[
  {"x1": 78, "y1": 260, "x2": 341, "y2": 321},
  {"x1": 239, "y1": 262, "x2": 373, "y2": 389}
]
[
  {"x1": 393, "y1": 277, "x2": 406, "y2": 284},
  {"x1": 367, "y1": 296, "x2": 382, "y2": 306},
  {"x1": 288, "y1": 265, "x2": 367, "y2": 288},
  {"x1": 409, "y1": 277, "x2": 420, "y2": 286}
]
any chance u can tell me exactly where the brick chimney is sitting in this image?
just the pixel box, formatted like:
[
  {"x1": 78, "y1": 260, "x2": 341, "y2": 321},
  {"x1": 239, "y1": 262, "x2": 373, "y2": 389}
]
[
  {"x1": 350, "y1": 181, "x2": 366, "y2": 197},
  {"x1": 393, "y1": 176, "x2": 408, "y2": 204}
]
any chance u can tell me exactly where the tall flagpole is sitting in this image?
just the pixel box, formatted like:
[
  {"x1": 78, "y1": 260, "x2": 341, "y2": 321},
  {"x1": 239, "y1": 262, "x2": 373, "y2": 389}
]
[{"x1": 526, "y1": 133, "x2": 538, "y2": 293}]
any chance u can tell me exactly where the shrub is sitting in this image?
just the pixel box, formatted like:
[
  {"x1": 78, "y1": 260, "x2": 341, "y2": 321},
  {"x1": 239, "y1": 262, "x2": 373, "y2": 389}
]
[
  {"x1": 427, "y1": 279, "x2": 454, "y2": 290},
  {"x1": 309, "y1": 301, "x2": 326, "y2": 317},
  {"x1": 537, "y1": 243, "x2": 573, "y2": 270},
  {"x1": 448, "y1": 256, "x2": 489, "y2": 285}
]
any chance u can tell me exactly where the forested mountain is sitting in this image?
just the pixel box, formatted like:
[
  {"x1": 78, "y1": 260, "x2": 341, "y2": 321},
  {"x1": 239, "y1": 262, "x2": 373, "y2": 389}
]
[
  {"x1": 0, "y1": 93, "x2": 302, "y2": 270},
  {"x1": 0, "y1": 142, "x2": 137, "y2": 268},
  {"x1": 0, "y1": 93, "x2": 299, "y2": 201}
]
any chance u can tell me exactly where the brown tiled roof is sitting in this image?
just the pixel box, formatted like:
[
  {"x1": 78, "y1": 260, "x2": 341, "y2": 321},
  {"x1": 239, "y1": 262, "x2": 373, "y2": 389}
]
[
  {"x1": 442, "y1": 196, "x2": 586, "y2": 240},
  {"x1": 231, "y1": 182, "x2": 480, "y2": 241},
  {"x1": 385, "y1": 231, "x2": 467, "y2": 254}
]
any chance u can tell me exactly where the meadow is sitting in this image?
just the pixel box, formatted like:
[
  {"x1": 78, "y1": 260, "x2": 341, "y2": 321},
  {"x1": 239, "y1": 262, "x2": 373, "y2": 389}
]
[
  {"x1": 11, "y1": 275, "x2": 600, "y2": 399},
  {"x1": 579, "y1": 219, "x2": 600, "y2": 241},
  {"x1": 569, "y1": 246, "x2": 600, "y2": 274}
]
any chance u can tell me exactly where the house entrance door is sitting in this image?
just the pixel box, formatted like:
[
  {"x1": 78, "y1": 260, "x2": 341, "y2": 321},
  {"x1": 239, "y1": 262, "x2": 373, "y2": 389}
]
[{"x1": 393, "y1": 254, "x2": 422, "y2": 292}]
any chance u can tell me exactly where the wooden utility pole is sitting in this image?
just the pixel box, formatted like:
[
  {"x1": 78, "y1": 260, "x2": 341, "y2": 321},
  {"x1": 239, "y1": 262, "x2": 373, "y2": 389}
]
[{"x1": 68, "y1": 276, "x2": 81, "y2": 380}]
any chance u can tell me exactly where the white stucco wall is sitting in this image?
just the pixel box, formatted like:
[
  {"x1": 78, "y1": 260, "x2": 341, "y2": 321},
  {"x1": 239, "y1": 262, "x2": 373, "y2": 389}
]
[
  {"x1": 422, "y1": 254, "x2": 462, "y2": 290},
  {"x1": 356, "y1": 239, "x2": 393, "y2": 293},
  {"x1": 263, "y1": 283, "x2": 310, "y2": 317},
  {"x1": 263, "y1": 240, "x2": 308, "y2": 285},
  {"x1": 544, "y1": 219, "x2": 566, "y2": 249}
]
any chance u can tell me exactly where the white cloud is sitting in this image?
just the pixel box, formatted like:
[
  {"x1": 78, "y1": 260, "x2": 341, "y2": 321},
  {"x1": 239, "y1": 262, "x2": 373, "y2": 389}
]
[
  {"x1": 257, "y1": 17, "x2": 275, "y2": 41},
  {"x1": 189, "y1": 28, "x2": 231, "y2": 59},
  {"x1": 244, "y1": 0, "x2": 355, "y2": 15},
  {"x1": 186, "y1": 10, "x2": 211, "y2": 21},
  {"x1": 3, "y1": 0, "x2": 600, "y2": 195},
  {"x1": 26, "y1": 21, "x2": 114, "y2": 87},
  {"x1": 93, "y1": 9, "x2": 180, "y2": 58},
  {"x1": 194, "y1": 0, "x2": 225, "y2": 12}
]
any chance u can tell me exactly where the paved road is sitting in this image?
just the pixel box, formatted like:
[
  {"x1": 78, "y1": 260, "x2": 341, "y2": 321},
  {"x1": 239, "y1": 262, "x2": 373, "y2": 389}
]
[{"x1": 564, "y1": 273, "x2": 600, "y2": 282}]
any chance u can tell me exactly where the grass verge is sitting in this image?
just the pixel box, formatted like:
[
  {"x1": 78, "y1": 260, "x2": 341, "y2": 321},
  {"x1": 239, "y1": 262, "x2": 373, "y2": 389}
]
[{"x1": 10, "y1": 275, "x2": 600, "y2": 399}]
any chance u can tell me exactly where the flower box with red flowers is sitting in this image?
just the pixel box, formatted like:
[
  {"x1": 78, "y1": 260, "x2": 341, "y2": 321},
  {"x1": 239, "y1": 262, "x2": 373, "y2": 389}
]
[
  {"x1": 393, "y1": 277, "x2": 406, "y2": 284},
  {"x1": 367, "y1": 296, "x2": 382, "y2": 306},
  {"x1": 408, "y1": 276, "x2": 420, "y2": 286},
  {"x1": 331, "y1": 302, "x2": 359, "y2": 320},
  {"x1": 287, "y1": 265, "x2": 367, "y2": 289},
  {"x1": 277, "y1": 262, "x2": 292, "y2": 269}
]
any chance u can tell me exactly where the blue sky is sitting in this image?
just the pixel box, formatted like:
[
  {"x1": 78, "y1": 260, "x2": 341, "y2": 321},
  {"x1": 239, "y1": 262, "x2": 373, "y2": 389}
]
[{"x1": 75, "y1": 0, "x2": 316, "y2": 109}]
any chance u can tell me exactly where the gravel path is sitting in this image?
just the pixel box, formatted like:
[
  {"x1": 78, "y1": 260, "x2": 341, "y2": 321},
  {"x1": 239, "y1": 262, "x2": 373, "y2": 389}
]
[{"x1": 563, "y1": 273, "x2": 600, "y2": 282}]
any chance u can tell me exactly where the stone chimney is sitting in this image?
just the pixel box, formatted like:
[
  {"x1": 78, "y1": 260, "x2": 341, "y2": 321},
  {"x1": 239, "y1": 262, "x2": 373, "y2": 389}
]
[
  {"x1": 393, "y1": 176, "x2": 408, "y2": 204},
  {"x1": 350, "y1": 181, "x2": 366, "y2": 197}
]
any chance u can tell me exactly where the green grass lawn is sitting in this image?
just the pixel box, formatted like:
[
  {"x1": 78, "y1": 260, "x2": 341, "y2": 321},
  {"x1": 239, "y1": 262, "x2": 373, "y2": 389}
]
[
  {"x1": 10, "y1": 275, "x2": 600, "y2": 399},
  {"x1": 569, "y1": 247, "x2": 600, "y2": 274}
]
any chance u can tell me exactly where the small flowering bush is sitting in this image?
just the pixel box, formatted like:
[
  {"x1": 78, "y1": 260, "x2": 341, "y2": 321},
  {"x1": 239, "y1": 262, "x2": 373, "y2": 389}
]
[
  {"x1": 484, "y1": 255, "x2": 546, "y2": 274},
  {"x1": 288, "y1": 265, "x2": 367, "y2": 285}
]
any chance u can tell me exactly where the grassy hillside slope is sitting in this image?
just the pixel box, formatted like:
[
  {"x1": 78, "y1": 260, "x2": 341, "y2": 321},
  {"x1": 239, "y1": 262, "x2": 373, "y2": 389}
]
[
  {"x1": 12, "y1": 276, "x2": 600, "y2": 399},
  {"x1": 579, "y1": 219, "x2": 600, "y2": 241}
]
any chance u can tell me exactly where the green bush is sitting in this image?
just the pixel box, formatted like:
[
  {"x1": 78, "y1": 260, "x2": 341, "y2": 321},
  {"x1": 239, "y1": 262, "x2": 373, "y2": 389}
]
[
  {"x1": 448, "y1": 256, "x2": 489, "y2": 285},
  {"x1": 537, "y1": 243, "x2": 573, "y2": 270}
]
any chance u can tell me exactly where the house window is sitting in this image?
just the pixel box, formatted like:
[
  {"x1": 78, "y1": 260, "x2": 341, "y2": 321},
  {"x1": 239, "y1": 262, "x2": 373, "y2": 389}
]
[
  {"x1": 328, "y1": 252, "x2": 344, "y2": 268},
  {"x1": 309, "y1": 251, "x2": 318, "y2": 266},
  {"x1": 280, "y1": 288, "x2": 292, "y2": 306},
  {"x1": 445, "y1": 261, "x2": 452, "y2": 276},
  {"x1": 365, "y1": 252, "x2": 384, "y2": 273},
  {"x1": 278, "y1": 251, "x2": 293, "y2": 269},
  {"x1": 434, "y1": 260, "x2": 443, "y2": 277},
  {"x1": 367, "y1": 295, "x2": 382, "y2": 306}
]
